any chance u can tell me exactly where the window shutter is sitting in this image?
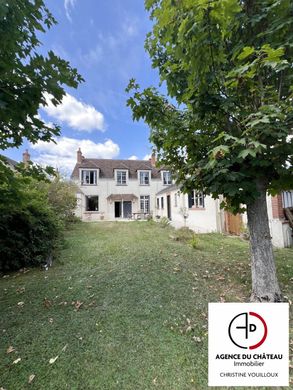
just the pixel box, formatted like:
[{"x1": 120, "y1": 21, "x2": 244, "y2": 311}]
[{"x1": 188, "y1": 192, "x2": 193, "y2": 208}]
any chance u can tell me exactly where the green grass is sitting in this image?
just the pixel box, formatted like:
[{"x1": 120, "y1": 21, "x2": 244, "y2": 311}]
[{"x1": 0, "y1": 221, "x2": 292, "y2": 390}]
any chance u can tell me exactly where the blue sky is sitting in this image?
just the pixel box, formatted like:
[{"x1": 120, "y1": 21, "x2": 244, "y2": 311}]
[{"x1": 5, "y1": 0, "x2": 160, "y2": 173}]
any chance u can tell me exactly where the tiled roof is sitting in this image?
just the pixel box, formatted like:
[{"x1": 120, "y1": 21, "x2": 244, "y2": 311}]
[
  {"x1": 71, "y1": 159, "x2": 164, "y2": 179},
  {"x1": 0, "y1": 155, "x2": 18, "y2": 169}
]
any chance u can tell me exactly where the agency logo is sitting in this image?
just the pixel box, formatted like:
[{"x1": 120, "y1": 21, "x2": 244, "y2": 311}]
[{"x1": 228, "y1": 312, "x2": 267, "y2": 350}]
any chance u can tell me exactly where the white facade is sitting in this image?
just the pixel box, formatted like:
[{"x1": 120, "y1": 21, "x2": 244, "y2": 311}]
[
  {"x1": 266, "y1": 195, "x2": 293, "y2": 248},
  {"x1": 155, "y1": 187, "x2": 223, "y2": 233},
  {"x1": 156, "y1": 186, "x2": 292, "y2": 248},
  {"x1": 71, "y1": 150, "x2": 292, "y2": 248},
  {"x1": 72, "y1": 156, "x2": 170, "y2": 221}
]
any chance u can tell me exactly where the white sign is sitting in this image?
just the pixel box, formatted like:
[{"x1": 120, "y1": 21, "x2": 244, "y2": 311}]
[{"x1": 208, "y1": 303, "x2": 289, "y2": 387}]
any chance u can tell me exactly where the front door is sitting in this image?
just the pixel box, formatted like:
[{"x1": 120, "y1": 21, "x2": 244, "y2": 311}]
[
  {"x1": 123, "y1": 201, "x2": 132, "y2": 219},
  {"x1": 115, "y1": 201, "x2": 121, "y2": 218},
  {"x1": 167, "y1": 195, "x2": 171, "y2": 220}
]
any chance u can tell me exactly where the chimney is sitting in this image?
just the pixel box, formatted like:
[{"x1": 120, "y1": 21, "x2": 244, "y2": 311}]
[
  {"x1": 22, "y1": 149, "x2": 30, "y2": 165},
  {"x1": 77, "y1": 148, "x2": 83, "y2": 163},
  {"x1": 150, "y1": 152, "x2": 156, "y2": 167}
]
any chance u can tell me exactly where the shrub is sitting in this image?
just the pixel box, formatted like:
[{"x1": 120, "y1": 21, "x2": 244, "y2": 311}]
[
  {"x1": 171, "y1": 227, "x2": 194, "y2": 241},
  {"x1": 37, "y1": 174, "x2": 78, "y2": 224},
  {"x1": 188, "y1": 234, "x2": 199, "y2": 249},
  {"x1": 158, "y1": 217, "x2": 170, "y2": 228},
  {"x1": 0, "y1": 173, "x2": 65, "y2": 271}
]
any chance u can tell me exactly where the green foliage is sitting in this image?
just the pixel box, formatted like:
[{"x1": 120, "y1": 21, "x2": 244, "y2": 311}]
[
  {"x1": 0, "y1": 169, "x2": 78, "y2": 271},
  {"x1": 189, "y1": 234, "x2": 199, "y2": 250},
  {"x1": 40, "y1": 174, "x2": 79, "y2": 223},
  {"x1": 0, "y1": 174, "x2": 63, "y2": 271},
  {"x1": 0, "y1": 0, "x2": 83, "y2": 149},
  {"x1": 127, "y1": 0, "x2": 293, "y2": 213},
  {"x1": 171, "y1": 227, "x2": 194, "y2": 241},
  {"x1": 158, "y1": 216, "x2": 170, "y2": 228}
]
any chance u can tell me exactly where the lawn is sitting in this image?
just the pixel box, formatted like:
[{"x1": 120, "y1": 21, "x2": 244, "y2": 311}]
[{"x1": 0, "y1": 221, "x2": 292, "y2": 390}]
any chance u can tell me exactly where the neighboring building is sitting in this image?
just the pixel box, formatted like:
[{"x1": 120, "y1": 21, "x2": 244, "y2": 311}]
[
  {"x1": 71, "y1": 149, "x2": 172, "y2": 221},
  {"x1": 1, "y1": 149, "x2": 30, "y2": 170},
  {"x1": 0, "y1": 155, "x2": 18, "y2": 170},
  {"x1": 156, "y1": 185, "x2": 293, "y2": 248}
]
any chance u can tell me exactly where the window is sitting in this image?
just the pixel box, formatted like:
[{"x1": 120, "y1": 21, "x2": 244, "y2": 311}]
[
  {"x1": 81, "y1": 170, "x2": 97, "y2": 185},
  {"x1": 139, "y1": 171, "x2": 150, "y2": 185},
  {"x1": 116, "y1": 170, "x2": 127, "y2": 185},
  {"x1": 161, "y1": 197, "x2": 164, "y2": 209},
  {"x1": 86, "y1": 196, "x2": 99, "y2": 211},
  {"x1": 156, "y1": 198, "x2": 160, "y2": 209},
  {"x1": 162, "y1": 171, "x2": 172, "y2": 185},
  {"x1": 188, "y1": 191, "x2": 205, "y2": 209},
  {"x1": 140, "y1": 196, "x2": 150, "y2": 213}
]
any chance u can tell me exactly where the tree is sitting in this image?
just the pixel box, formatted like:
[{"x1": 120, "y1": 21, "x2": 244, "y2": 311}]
[
  {"x1": 0, "y1": 0, "x2": 83, "y2": 149},
  {"x1": 127, "y1": 0, "x2": 293, "y2": 301}
]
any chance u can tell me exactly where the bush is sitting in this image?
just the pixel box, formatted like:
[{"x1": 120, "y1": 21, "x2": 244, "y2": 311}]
[
  {"x1": 0, "y1": 171, "x2": 76, "y2": 271},
  {"x1": 188, "y1": 234, "x2": 199, "y2": 249},
  {"x1": 37, "y1": 174, "x2": 78, "y2": 224},
  {"x1": 171, "y1": 227, "x2": 195, "y2": 241},
  {"x1": 158, "y1": 217, "x2": 170, "y2": 228},
  {"x1": 0, "y1": 199, "x2": 62, "y2": 271}
]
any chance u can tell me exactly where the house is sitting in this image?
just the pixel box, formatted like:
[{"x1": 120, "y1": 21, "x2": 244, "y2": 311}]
[
  {"x1": 156, "y1": 184, "x2": 293, "y2": 248},
  {"x1": 71, "y1": 148, "x2": 292, "y2": 248},
  {"x1": 1, "y1": 150, "x2": 30, "y2": 170},
  {"x1": 156, "y1": 185, "x2": 225, "y2": 233},
  {"x1": 71, "y1": 149, "x2": 172, "y2": 221}
]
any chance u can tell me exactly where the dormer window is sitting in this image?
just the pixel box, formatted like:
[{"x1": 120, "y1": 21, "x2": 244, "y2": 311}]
[
  {"x1": 162, "y1": 171, "x2": 172, "y2": 185},
  {"x1": 81, "y1": 169, "x2": 97, "y2": 185},
  {"x1": 116, "y1": 170, "x2": 127, "y2": 185},
  {"x1": 139, "y1": 171, "x2": 150, "y2": 185}
]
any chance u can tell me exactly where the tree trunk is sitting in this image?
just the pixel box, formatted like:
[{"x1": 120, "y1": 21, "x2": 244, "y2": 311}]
[{"x1": 246, "y1": 180, "x2": 282, "y2": 302}]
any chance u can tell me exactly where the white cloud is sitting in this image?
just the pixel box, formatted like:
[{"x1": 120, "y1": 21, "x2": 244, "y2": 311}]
[
  {"x1": 122, "y1": 18, "x2": 139, "y2": 38},
  {"x1": 42, "y1": 93, "x2": 105, "y2": 133},
  {"x1": 64, "y1": 0, "x2": 76, "y2": 22},
  {"x1": 31, "y1": 137, "x2": 120, "y2": 173},
  {"x1": 128, "y1": 155, "x2": 138, "y2": 160},
  {"x1": 143, "y1": 154, "x2": 151, "y2": 161}
]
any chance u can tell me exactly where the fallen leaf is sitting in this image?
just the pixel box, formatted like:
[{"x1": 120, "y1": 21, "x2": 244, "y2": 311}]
[
  {"x1": 28, "y1": 374, "x2": 35, "y2": 384},
  {"x1": 17, "y1": 301, "x2": 24, "y2": 307},
  {"x1": 49, "y1": 318, "x2": 54, "y2": 324},
  {"x1": 74, "y1": 301, "x2": 83, "y2": 310},
  {"x1": 192, "y1": 336, "x2": 202, "y2": 342},
  {"x1": 43, "y1": 298, "x2": 52, "y2": 308},
  {"x1": 6, "y1": 346, "x2": 15, "y2": 354},
  {"x1": 49, "y1": 356, "x2": 59, "y2": 364},
  {"x1": 12, "y1": 357, "x2": 21, "y2": 364},
  {"x1": 62, "y1": 344, "x2": 68, "y2": 352}
]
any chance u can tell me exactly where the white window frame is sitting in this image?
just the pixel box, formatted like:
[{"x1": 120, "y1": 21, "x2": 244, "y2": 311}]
[
  {"x1": 116, "y1": 170, "x2": 128, "y2": 185},
  {"x1": 140, "y1": 195, "x2": 150, "y2": 213},
  {"x1": 80, "y1": 169, "x2": 98, "y2": 185},
  {"x1": 138, "y1": 170, "x2": 150, "y2": 186},
  {"x1": 162, "y1": 171, "x2": 172, "y2": 185},
  {"x1": 189, "y1": 190, "x2": 205, "y2": 209}
]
